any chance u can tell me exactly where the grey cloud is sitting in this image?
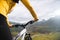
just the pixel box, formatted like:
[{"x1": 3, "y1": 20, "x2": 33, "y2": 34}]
[{"x1": 8, "y1": 0, "x2": 60, "y2": 22}]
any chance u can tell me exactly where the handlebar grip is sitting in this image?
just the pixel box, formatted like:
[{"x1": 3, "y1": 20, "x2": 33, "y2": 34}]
[
  {"x1": 29, "y1": 20, "x2": 35, "y2": 24},
  {"x1": 24, "y1": 20, "x2": 35, "y2": 26},
  {"x1": 12, "y1": 20, "x2": 36, "y2": 28},
  {"x1": 12, "y1": 24, "x2": 25, "y2": 28}
]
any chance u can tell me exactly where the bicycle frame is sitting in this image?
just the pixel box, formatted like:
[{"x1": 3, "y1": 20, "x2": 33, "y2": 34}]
[{"x1": 13, "y1": 22, "x2": 33, "y2": 40}]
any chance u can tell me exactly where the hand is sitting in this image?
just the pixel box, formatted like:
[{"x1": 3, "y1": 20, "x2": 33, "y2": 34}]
[
  {"x1": 29, "y1": 19, "x2": 39, "y2": 24},
  {"x1": 9, "y1": 24, "x2": 13, "y2": 28},
  {"x1": 34, "y1": 19, "x2": 39, "y2": 21},
  {"x1": 28, "y1": 20, "x2": 35, "y2": 24}
]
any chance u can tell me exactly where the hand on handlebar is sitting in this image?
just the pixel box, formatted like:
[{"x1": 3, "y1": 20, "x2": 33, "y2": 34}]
[
  {"x1": 12, "y1": 24, "x2": 24, "y2": 28},
  {"x1": 28, "y1": 20, "x2": 35, "y2": 24},
  {"x1": 12, "y1": 20, "x2": 35, "y2": 28},
  {"x1": 28, "y1": 19, "x2": 38, "y2": 24},
  {"x1": 12, "y1": 19, "x2": 39, "y2": 28}
]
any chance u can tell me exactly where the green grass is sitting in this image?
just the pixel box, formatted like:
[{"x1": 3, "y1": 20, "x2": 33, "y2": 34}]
[
  {"x1": 11, "y1": 32, "x2": 18, "y2": 37},
  {"x1": 32, "y1": 32, "x2": 60, "y2": 40},
  {"x1": 11, "y1": 32, "x2": 60, "y2": 40}
]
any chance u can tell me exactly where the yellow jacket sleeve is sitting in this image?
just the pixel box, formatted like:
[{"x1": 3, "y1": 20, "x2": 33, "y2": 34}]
[{"x1": 21, "y1": 0, "x2": 38, "y2": 21}]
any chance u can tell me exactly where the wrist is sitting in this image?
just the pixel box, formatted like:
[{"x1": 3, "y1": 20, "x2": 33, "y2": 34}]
[
  {"x1": 9, "y1": 24, "x2": 13, "y2": 28},
  {"x1": 34, "y1": 19, "x2": 39, "y2": 21}
]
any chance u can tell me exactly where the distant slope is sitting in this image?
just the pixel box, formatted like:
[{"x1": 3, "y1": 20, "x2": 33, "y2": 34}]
[
  {"x1": 10, "y1": 16, "x2": 60, "y2": 33},
  {"x1": 28, "y1": 16, "x2": 60, "y2": 33}
]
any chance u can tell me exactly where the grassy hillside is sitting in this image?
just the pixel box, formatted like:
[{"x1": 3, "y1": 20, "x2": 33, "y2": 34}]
[
  {"x1": 11, "y1": 32, "x2": 60, "y2": 40},
  {"x1": 10, "y1": 26, "x2": 60, "y2": 40},
  {"x1": 32, "y1": 32, "x2": 60, "y2": 40}
]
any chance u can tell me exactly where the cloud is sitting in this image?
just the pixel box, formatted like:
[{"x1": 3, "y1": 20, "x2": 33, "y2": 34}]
[{"x1": 8, "y1": 0, "x2": 60, "y2": 22}]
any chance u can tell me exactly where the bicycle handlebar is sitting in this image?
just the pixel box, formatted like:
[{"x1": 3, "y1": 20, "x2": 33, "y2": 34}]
[
  {"x1": 13, "y1": 20, "x2": 35, "y2": 28},
  {"x1": 24, "y1": 20, "x2": 35, "y2": 26}
]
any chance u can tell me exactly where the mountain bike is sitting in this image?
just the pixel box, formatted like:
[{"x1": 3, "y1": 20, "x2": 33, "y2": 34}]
[{"x1": 13, "y1": 20, "x2": 36, "y2": 40}]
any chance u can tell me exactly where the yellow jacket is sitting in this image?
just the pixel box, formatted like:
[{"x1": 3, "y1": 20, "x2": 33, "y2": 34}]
[
  {"x1": 0, "y1": 0, "x2": 16, "y2": 17},
  {"x1": 0, "y1": 0, "x2": 38, "y2": 27}
]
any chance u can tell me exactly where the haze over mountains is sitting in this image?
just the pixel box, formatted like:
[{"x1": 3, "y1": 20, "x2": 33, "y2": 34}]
[
  {"x1": 34, "y1": 16, "x2": 60, "y2": 27},
  {"x1": 10, "y1": 16, "x2": 60, "y2": 33},
  {"x1": 29, "y1": 16, "x2": 60, "y2": 32}
]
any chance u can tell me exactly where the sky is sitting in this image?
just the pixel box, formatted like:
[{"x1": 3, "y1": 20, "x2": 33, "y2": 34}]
[{"x1": 8, "y1": 0, "x2": 60, "y2": 23}]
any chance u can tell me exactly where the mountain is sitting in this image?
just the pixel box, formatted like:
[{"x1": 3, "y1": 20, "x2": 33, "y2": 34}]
[
  {"x1": 33, "y1": 16, "x2": 60, "y2": 27},
  {"x1": 10, "y1": 16, "x2": 60, "y2": 27},
  {"x1": 10, "y1": 16, "x2": 60, "y2": 33},
  {"x1": 32, "y1": 16, "x2": 60, "y2": 32},
  {"x1": 45, "y1": 16, "x2": 60, "y2": 27}
]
